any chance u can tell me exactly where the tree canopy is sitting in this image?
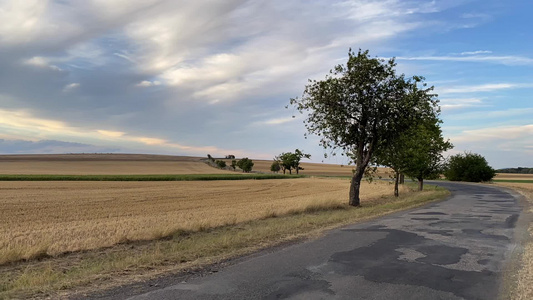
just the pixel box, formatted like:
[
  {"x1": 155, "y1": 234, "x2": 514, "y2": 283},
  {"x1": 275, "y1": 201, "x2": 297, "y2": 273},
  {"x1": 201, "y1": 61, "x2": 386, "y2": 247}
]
[
  {"x1": 236, "y1": 157, "x2": 254, "y2": 173},
  {"x1": 445, "y1": 152, "x2": 495, "y2": 182},
  {"x1": 275, "y1": 149, "x2": 311, "y2": 175},
  {"x1": 374, "y1": 110, "x2": 452, "y2": 194},
  {"x1": 290, "y1": 49, "x2": 441, "y2": 206}
]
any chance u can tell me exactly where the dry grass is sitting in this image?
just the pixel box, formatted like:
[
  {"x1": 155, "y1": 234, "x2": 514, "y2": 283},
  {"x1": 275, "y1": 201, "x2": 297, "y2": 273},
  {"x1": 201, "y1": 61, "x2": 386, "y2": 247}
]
[
  {"x1": 0, "y1": 178, "x2": 404, "y2": 265},
  {"x1": 496, "y1": 181, "x2": 533, "y2": 300},
  {"x1": 495, "y1": 173, "x2": 533, "y2": 181}
]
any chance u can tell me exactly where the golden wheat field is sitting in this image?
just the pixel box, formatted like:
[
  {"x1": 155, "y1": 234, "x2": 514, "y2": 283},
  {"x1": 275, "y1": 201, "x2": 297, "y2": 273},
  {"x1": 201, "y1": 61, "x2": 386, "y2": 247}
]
[{"x1": 0, "y1": 178, "x2": 402, "y2": 265}]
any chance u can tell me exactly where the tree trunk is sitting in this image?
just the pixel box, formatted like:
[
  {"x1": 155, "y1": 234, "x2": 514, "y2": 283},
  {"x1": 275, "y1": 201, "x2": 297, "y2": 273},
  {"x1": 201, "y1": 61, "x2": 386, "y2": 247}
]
[
  {"x1": 349, "y1": 167, "x2": 365, "y2": 206},
  {"x1": 289, "y1": 169, "x2": 292, "y2": 175},
  {"x1": 296, "y1": 167, "x2": 299, "y2": 175},
  {"x1": 394, "y1": 171, "x2": 399, "y2": 197},
  {"x1": 418, "y1": 178, "x2": 424, "y2": 191},
  {"x1": 283, "y1": 169, "x2": 286, "y2": 174},
  {"x1": 399, "y1": 173, "x2": 405, "y2": 184}
]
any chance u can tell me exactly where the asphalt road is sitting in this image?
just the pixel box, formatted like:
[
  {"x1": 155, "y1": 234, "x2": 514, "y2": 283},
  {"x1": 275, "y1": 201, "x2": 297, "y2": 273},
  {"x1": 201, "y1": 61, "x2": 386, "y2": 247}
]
[{"x1": 106, "y1": 182, "x2": 529, "y2": 300}]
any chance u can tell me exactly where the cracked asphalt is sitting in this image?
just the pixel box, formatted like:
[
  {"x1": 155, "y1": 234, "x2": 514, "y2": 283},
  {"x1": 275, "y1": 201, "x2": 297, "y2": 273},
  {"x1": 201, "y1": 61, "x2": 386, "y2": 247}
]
[{"x1": 105, "y1": 181, "x2": 529, "y2": 300}]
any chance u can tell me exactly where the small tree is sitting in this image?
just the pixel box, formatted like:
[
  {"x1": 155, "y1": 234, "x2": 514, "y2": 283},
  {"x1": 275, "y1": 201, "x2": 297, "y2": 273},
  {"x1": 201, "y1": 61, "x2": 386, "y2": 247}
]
[
  {"x1": 231, "y1": 159, "x2": 237, "y2": 170},
  {"x1": 277, "y1": 152, "x2": 297, "y2": 174},
  {"x1": 445, "y1": 152, "x2": 495, "y2": 182},
  {"x1": 270, "y1": 160, "x2": 281, "y2": 173},
  {"x1": 207, "y1": 154, "x2": 214, "y2": 162},
  {"x1": 237, "y1": 157, "x2": 254, "y2": 173},
  {"x1": 275, "y1": 149, "x2": 311, "y2": 175},
  {"x1": 374, "y1": 116, "x2": 452, "y2": 194},
  {"x1": 225, "y1": 155, "x2": 236, "y2": 159},
  {"x1": 293, "y1": 149, "x2": 311, "y2": 174},
  {"x1": 215, "y1": 160, "x2": 226, "y2": 169}
]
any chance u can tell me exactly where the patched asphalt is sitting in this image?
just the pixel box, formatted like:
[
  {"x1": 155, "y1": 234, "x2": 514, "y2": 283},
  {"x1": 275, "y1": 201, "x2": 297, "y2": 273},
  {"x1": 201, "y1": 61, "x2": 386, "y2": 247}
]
[{"x1": 100, "y1": 182, "x2": 529, "y2": 300}]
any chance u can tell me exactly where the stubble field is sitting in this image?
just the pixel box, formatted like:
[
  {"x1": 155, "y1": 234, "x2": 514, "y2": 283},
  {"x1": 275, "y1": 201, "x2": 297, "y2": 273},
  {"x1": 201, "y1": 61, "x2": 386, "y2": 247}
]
[{"x1": 0, "y1": 173, "x2": 401, "y2": 265}]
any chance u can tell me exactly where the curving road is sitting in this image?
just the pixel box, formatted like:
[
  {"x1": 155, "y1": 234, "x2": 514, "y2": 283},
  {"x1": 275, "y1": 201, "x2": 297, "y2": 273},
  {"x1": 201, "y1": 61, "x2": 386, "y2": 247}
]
[{"x1": 105, "y1": 182, "x2": 529, "y2": 300}]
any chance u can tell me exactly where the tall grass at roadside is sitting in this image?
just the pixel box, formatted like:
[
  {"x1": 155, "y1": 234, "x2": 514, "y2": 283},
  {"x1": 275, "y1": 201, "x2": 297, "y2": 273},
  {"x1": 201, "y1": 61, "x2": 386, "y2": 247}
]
[{"x1": 0, "y1": 184, "x2": 448, "y2": 299}]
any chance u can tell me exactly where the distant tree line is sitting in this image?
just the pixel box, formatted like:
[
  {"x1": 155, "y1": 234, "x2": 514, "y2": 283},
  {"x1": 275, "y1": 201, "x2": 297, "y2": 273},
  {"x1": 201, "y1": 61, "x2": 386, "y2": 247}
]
[
  {"x1": 206, "y1": 154, "x2": 254, "y2": 173},
  {"x1": 497, "y1": 167, "x2": 533, "y2": 174}
]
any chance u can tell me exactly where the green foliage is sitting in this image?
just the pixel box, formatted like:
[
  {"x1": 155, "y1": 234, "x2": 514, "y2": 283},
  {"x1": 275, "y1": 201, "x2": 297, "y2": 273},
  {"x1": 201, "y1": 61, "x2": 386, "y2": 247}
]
[
  {"x1": 275, "y1": 149, "x2": 311, "y2": 174},
  {"x1": 236, "y1": 157, "x2": 254, "y2": 173},
  {"x1": 270, "y1": 160, "x2": 281, "y2": 173},
  {"x1": 497, "y1": 167, "x2": 533, "y2": 174},
  {"x1": 231, "y1": 159, "x2": 237, "y2": 170},
  {"x1": 215, "y1": 160, "x2": 226, "y2": 169},
  {"x1": 374, "y1": 117, "x2": 452, "y2": 192},
  {"x1": 290, "y1": 49, "x2": 440, "y2": 205},
  {"x1": 444, "y1": 152, "x2": 496, "y2": 182}
]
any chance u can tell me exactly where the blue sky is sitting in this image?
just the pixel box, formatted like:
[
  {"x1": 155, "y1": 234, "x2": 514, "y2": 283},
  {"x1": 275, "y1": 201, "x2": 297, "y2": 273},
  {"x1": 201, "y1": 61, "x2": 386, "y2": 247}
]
[{"x1": 0, "y1": 0, "x2": 531, "y2": 169}]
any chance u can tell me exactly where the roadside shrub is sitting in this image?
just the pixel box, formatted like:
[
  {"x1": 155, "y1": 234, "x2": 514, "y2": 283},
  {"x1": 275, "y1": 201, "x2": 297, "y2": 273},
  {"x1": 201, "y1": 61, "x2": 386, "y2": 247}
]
[
  {"x1": 270, "y1": 161, "x2": 281, "y2": 173},
  {"x1": 215, "y1": 160, "x2": 226, "y2": 169},
  {"x1": 444, "y1": 152, "x2": 495, "y2": 182},
  {"x1": 237, "y1": 158, "x2": 254, "y2": 173}
]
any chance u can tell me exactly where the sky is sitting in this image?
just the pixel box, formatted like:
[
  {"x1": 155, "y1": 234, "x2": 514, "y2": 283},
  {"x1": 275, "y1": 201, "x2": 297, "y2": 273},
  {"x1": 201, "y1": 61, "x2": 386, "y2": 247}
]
[{"x1": 0, "y1": 0, "x2": 531, "y2": 169}]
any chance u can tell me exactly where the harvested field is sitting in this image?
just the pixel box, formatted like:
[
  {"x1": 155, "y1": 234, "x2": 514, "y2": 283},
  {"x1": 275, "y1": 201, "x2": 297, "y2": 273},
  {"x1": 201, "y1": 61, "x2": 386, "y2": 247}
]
[
  {"x1": 495, "y1": 173, "x2": 533, "y2": 181},
  {"x1": 0, "y1": 154, "x2": 229, "y2": 175},
  {"x1": 0, "y1": 178, "x2": 402, "y2": 265}
]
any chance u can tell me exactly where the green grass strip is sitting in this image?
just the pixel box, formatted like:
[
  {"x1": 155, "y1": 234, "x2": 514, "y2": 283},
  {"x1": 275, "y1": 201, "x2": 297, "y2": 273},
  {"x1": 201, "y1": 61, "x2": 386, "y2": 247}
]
[
  {"x1": 493, "y1": 179, "x2": 533, "y2": 183},
  {"x1": 0, "y1": 174, "x2": 306, "y2": 181}
]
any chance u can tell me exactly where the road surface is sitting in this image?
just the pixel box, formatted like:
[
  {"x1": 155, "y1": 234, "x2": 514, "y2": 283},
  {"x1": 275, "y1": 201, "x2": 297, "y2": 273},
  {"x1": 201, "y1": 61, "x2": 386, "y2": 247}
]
[{"x1": 101, "y1": 182, "x2": 529, "y2": 300}]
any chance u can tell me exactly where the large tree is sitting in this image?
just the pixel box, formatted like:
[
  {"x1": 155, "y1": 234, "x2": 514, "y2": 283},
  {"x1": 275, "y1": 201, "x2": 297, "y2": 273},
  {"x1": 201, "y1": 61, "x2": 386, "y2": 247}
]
[{"x1": 290, "y1": 49, "x2": 439, "y2": 206}]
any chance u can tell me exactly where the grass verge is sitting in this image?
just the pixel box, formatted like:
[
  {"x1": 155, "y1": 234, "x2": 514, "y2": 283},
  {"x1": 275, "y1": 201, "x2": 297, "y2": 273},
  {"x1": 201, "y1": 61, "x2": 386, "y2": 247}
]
[
  {"x1": 0, "y1": 184, "x2": 448, "y2": 299},
  {"x1": 493, "y1": 180, "x2": 533, "y2": 184},
  {"x1": 496, "y1": 183, "x2": 533, "y2": 300},
  {"x1": 0, "y1": 174, "x2": 305, "y2": 181}
]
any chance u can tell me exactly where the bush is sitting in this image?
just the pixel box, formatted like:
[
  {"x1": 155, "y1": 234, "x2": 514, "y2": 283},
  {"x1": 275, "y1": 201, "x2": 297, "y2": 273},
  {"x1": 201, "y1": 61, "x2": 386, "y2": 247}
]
[
  {"x1": 215, "y1": 160, "x2": 226, "y2": 169},
  {"x1": 444, "y1": 152, "x2": 495, "y2": 182},
  {"x1": 270, "y1": 161, "x2": 281, "y2": 173},
  {"x1": 237, "y1": 158, "x2": 254, "y2": 173}
]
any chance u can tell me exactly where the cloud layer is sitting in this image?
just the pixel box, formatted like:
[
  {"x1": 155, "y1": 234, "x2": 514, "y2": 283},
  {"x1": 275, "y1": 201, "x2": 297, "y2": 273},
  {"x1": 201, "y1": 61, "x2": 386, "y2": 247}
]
[{"x1": 0, "y1": 0, "x2": 532, "y2": 168}]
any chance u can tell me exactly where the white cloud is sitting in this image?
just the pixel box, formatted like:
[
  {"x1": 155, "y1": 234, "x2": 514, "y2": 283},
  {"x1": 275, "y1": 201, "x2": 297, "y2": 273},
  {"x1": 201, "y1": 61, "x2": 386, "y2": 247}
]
[
  {"x1": 23, "y1": 56, "x2": 62, "y2": 71},
  {"x1": 460, "y1": 50, "x2": 492, "y2": 55},
  {"x1": 97, "y1": 130, "x2": 125, "y2": 138},
  {"x1": 259, "y1": 117, "x2": 296, "y2": 126},
  {"x1": 136, "y1": 80, "x2": 161, "y2": 87},
  {"x1": 439, "y1": 98, "x2": 484, "y2": 111},
  {"x1": 0, "y1": 108, "x2": 239, "y2": 156},
  {"x1": 438, "y1": 83, "x2": 530, "y2": 94},
  {"x1": 451, "y1": 124, "x2": 533, "y2": 143},
  {"x1": 63, "y1": 83, "x2": 80, "y2": 92},
  {"x1": 396, "y1": 55, "x2": 533, "y2": 66}
]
